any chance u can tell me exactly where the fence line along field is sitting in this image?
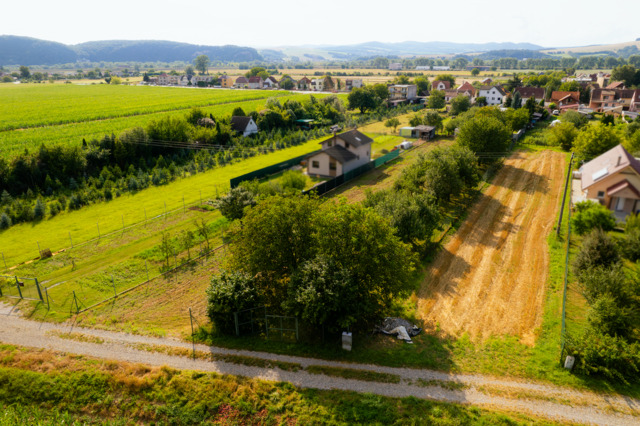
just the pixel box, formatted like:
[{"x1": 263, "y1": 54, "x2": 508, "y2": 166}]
[
  {"x1": 0, "y1": 85, "x2": 343, "y2": 159},
  {"x1": 417, "y1": 150, "x2": 566, "y2": 346}
]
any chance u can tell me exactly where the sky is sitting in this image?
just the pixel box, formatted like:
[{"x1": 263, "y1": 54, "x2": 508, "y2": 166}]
[{"x1": 2, "y1": 0, "x2": 639, "y2": 49}]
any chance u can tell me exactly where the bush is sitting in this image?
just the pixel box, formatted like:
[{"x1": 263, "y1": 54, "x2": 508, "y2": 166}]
[
  {"x1": 32, "y1": 198, "x2": 46, "y2": 220},
  {"x1": 568, "y1": 328, "x2": 640, "y2": 384},
  {"x1": 578, "y1": 264, "x2": 629, "y2": 305},
  {"x1": 0, "y1": 213, "x2": 11, "y2": 230},
  {"x1": 621, "y1": 228, "x2": 640, "y2": 261},
  {"x1": 571, "y1": 201, "x2": 616, "y2": 235},
  {"x1": 588, "y1": 294, "x2": 636, "y2": 338},
  {"x1": 573, "y1": 229, "x2": 621, "y2": 277},
  {"x1": 280, "y1": 170, "x2": 306, "y2": 192},
  {"x1": 206, "y1": 271, "x2": 259, "y2": 335}
]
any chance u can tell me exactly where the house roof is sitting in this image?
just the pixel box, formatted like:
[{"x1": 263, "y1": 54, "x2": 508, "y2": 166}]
[
  {"x1": 320, "y1": 145, "x2": 357, "y2": 163},
  {"x1": 235, "y1": 76, "x2": 248, "y2": 84},
  {"x1": 432, "y1": 80, "x2": 451, "y2": 90},
  {"x1": 580, "y1": 145, "x2": 640, "y2": 189},
  {"x1": 248, "y1": 76, "x2": 263, "y2": 83},
  {"x1": 230, "y1": 116, "x2": 253, "y2": 132},
  {"x1": 606, "y1": 81, "x2": 625, "y2": 89},
  {"x1": 415, "y1": 125, "x2": 435, "y2": 132},
  {"x1": 551, "y1": 91, "x2": 579, "y2": 103},
  {"x1": 320, "y1": 129, "x2": 373, "y2": 148},
  {"x1": 456, "y1": 82, "x2": 476, "y2": 94},
  {"x1": 607, "y1": 179, "x2": 640, "y2": 198},
  {"x1": 514, "y1": 86, "x2": 545, "y2": 99},
  {"x1": 298, "y1": 77, "x2": 312, "y2": 84},
  {"x1": 479, "y1": 85, "x2": 506, "y2": 95},
  {"x1": 266, "y1": 76, "x2": 278, "y2": 83}
]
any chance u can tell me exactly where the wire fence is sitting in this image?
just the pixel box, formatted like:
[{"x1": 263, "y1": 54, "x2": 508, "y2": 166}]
[
  {"x1": 559, "y1": 153, "x2": 574, "y2": 364},
  {"x1": 0, "y1": 275, "x2": 44, "y2": 301}
]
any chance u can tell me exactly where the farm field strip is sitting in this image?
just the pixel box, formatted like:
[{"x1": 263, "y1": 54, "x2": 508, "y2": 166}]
[
  {"x1": 0, "y1": 85, "x2": 293, "y2": 131},
  {"x1": 417, "y1": 150, "x2": 566, "y2": 345},
  {"x1": 0, "y1": 93, "x2": 335, "y2": 159},
  {"x1": 0, "y1": 133, "x2": 391, "y2": 268}
]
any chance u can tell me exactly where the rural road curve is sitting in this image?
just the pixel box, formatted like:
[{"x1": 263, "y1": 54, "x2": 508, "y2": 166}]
[{"x1": 1, "y1": 304, "x2": 639, "y2": 425}]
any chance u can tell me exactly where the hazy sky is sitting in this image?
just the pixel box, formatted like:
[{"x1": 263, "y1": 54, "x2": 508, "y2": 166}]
[{"x1": 3, "y1": 0, "x2": 638, "y2": 49}]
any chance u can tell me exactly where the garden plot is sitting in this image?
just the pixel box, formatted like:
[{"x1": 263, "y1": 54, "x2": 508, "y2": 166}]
[{"x1": 418, "y1": 150, "x2": 566, "y2": 345}]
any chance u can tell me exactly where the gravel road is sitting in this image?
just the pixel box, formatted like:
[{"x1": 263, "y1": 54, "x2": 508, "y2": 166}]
[{"x1": 1, "y1": 302, "x2": 639, "y2": 425}]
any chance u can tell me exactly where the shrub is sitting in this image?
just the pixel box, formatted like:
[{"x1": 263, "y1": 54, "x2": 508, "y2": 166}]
[
  {"x1": 571, "y1": 201, "x2": 616, "y2": 235},
  {"x1": 280, "y1": 170, "x2": 306, "y2": 192},
  {"x1": 0, "y1": 213, "x2": 11, "y2": 230},
  {"x1": 568, "y1": 328, "x2": 640, "y2": 384},
  {"x1": 206, "y1": 271, "x2": 259, "y2": 335},
  {"x1": 578, "y1": 264, "x2": 629, "y2": 305},
  {"x1": 32, "y1": 198, "x2": 46, "y2": 220},
  {"x1": 587, "y1": 294, "x2": 636, "y2": 338},
  {"x1": 214, "y1": 187, "x2": 256, "y2": 222},
  {"x1": 573, "y1": 229, "x2": 621, "y2": 277},
  {"x1": 621, "y1": 228, "x2": 640, "y2": 261}
]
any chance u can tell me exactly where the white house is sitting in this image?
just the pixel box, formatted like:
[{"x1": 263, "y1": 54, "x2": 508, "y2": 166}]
[
  {"x1": 306, "y1": 129, "x2": 373, "y2": 177},
  {"x1": 478, "y1": 85, "x2": 507, "y2": 106},
  {"x1": 157, "y1": 73, "x2": 180, "y2": 85},
  {"x1": 248, "y1": 76, "x2": 263, "y2": 89},
  {"x1": 311, "y1": 79, "x2": 324, "y2": 91},
  {"x1": 388, "y1": 84, "x2": 417, "y2": 102},
  {"x1": 263, "y1": 76, "x2": 278, "y2": 88},
  {"x1": 230, "y1": 116, "x2": 259, "y2": 137},
  {"x1": 345, "y1": 79, "x2": 363, "y2": 90}
]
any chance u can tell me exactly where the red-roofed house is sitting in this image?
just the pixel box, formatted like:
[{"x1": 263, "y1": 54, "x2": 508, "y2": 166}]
[
  {"x1": 551, "y1": 91, "x2": 580, "y2": 109},
  {"x1": 297, "y1": 77, "x2": 312, "y2": 91},
  {"x1": 456, "y1": 81, "x2": 477, "y2": 97},
  {"x1": 248, "y1": 76, "x2": 263, "y2": 89},
  {"x1": 234, "y1": 76, "x2": 249, "y2": 88},
  {"x1": 578, "y1": 145, "x2": 640, "y2": 219},
  {"x1": 432, "y1": 80, "x2": 451, "y2": 91}
]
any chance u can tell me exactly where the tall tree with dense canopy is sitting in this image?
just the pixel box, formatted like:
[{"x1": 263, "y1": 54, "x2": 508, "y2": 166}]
[
  {"x1": 194, "y1": 55, "x2": 210, "y2": 75},
  {"x1": 573, "y1": 123, "x2": 624, "y2": 162},
  {"x1": 457, "y1": 116, "x2": 511, "y2": 162}
]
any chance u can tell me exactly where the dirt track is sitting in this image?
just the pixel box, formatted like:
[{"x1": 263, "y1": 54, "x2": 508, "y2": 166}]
[{"x1": 418, "y1": 150, "x2": 566, "y2": 345}]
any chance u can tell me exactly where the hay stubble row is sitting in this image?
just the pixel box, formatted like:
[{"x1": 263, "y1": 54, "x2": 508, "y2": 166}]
[{"x1": 418, "y1": 150, "x2": 565, "y2": 345}]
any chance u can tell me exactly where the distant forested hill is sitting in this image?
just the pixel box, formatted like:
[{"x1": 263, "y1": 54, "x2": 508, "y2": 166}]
[
  {"x1": 0, "y1": 35, "x2": 77, "y2": 65},
  {"x1": 476, "y1": 49, "x2": 552, "y2": 60},
  {"x1": 0, "y1": 35, "x2": 263, "y2": 65}
]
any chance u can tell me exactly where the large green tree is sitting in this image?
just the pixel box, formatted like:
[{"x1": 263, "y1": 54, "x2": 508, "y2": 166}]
[
  {"x1": 428, "y1": 90, "x2": 446, "y2": 109},
  {"x1": 194, "y1": 55, "x2": 210, "y2": 75},
  {"x1": 457, "y1": 116, "x2": 511, "y2": 162},
  {"x1": 348, "y1": 87, "x2": 378, "y2": 113},
  {"x1": 573, "y1": 123, "x2": 624, "y2": 162}
]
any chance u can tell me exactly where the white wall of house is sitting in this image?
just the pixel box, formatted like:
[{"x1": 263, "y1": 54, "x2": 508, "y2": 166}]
[
  {"x1": 307, "y1": 152, "x2": 342, "y2": 177},
  {"x1": 241, "y1": 118, "x2": 259, "y2": 137},
  {"x1": 311, "y1": 79, "x2": 324, "y2": 91},
  {"x1": 478, "y1": 87, "x2": 504, "y2": 105}
]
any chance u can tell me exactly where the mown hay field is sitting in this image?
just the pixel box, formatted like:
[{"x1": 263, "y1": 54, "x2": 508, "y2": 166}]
[{"x1": 418, "y1": 150, "x2": 566, "y2": 345}]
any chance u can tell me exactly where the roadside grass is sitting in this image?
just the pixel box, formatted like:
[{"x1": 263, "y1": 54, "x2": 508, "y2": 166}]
[
  {"x1": 306, "y1": 365, "x2": 402, "y2": 384},
  {"x1": 0, "y1": 344, "x2": 560, "y2": 425}
]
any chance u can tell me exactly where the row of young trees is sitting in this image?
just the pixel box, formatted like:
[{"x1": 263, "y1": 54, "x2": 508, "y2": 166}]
[{"x1": 567, "y1": 206, "x2": 640, "y2": 383}]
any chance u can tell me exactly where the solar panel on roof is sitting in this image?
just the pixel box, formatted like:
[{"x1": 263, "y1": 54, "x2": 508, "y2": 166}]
[{"x1": 592, "y1": 168, "x2": 609, "y2": 181}]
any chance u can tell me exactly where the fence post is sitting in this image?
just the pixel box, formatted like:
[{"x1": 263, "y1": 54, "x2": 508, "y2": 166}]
[
  {"x1": 234, "y1": 312, "x2": 240, "y2": 336},
  {"x1": 72, "y1": 291, "x2": 80, "y2": 314},
  {"x1": 183, "y1": 196, "x2": 186, "y2": 213},
  {"x1": 295, "y1": 318, "x2": 299, "y2": 341},
  {"x1": 122, "y1": 215, "x2": 125, "y2": 234},
  {"x1": 145, "y1": 260, "x2": 149, "y2": 282},
  {"x1": 557, "y1": 153, "x2": 574, "y2": 237},
  {"x1": 45, "y1": 286, "x2": 50, "y2": 310},
  {"x1": 34, "y1": 278, "x2": 44, "y2": 302},
  {"x1": 189, "y1": 307, "x2": 196, "y2": 360},
  {"x1": 97, "y1": 222, "x2": 101, "y2": 240},
  {"x1": 111, "y1": 275, "x2": 117, "y2": 298},
  {"x1": 1, "y1": 252, "x2": 6, "y2": 270},
  {"x1": 14, "y1": 276, "x2": 22, "y2": 299},
  {"x1": 69, "y1": 232, "x2": 73, "y2": 248},
  {"x1": 164, "y1": 202, "x2": 167, "y2": 218}
]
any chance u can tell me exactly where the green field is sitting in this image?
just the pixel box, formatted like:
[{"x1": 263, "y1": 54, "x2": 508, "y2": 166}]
[{"x1": 0, "y1": 84, "x2": 343, "y2": 159}]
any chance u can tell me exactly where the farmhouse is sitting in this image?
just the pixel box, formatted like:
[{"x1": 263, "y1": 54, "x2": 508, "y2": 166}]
[
  {"x1": 345, "y1": 79, "x2": 363, "y2": 90},
  {"x1": 311, "y1": 79, "x2": 324, "y2": 91},
  {"x1": 478, "y1": 85, "x2": 506, "y2": 106},
  {"x1": 230, "y1": 116, "x2": 259, "y2": 137},
  {"x1": 157, "y1": 73, "x2": 179, "y2": 85},
  {"x1": 513, "y1": 86, "x2": 546, "y2": 104},
  {"x1": 234, "y1": 76, "x2": 249, "y2": 89},
  {"x1": 306, "y1": 129, "x2": 373, "y2": 177},
  {"x1": 550, "y1": 91, "x2": 579, "y2": 109},
  {"x1": 220, "y1": 75, "x2": 234, "y2": 88},
  {"x1": 432, "y1": 80, "x2": 450, "y2": 91},
  {"x1": 578, "y1": 144, "x2": 640, "y2": 220},
  {"x1": 248, "y1": 76, "x2": 263, "y2": 89},
  {"x1": 297, "y1": 77, "x2": 312, "y2": 90},
  {"x1": 263, "y1": 76, "x2": 278, "y2": 88},
  {"x1": 388, "y1": 84, "x2": 417, "y2": 104}
]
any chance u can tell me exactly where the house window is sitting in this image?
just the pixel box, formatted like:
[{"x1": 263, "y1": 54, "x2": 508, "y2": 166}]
[
  {"x1": 312, "y1": 161, "x2": 319, "y2": 169},
  {"x1": 597, "y1": 191, "x2": 605, "y2": 198},
  {"x1": 345, "y1": 142, "x2": 350, "y2": 148},
  {"x1": 329, "y1": 162, "x2": 337, "y2": 171}
]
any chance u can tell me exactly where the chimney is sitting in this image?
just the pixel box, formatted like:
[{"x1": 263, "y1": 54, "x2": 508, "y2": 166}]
[{"x1": 617, "y1": 156, "x2": 622, "y2": 167}]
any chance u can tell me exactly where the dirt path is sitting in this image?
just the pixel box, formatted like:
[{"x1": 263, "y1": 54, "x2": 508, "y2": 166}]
[
  {"x1": 1, "y1": 304, "x2": 638, "y2": 425},
  {"x1": 418, "y1": 150, "x2": 566, "y2": 345}
]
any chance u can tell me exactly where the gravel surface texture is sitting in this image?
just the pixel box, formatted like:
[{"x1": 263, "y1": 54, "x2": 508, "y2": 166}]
[{"x1": 1, "y1": 303, "x2": 639, "y2": 425}]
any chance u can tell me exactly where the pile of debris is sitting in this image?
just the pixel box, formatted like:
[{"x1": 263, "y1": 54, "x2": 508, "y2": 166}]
[{"x1": 375, "y1": 317, "x2": 422, "y2": 344}]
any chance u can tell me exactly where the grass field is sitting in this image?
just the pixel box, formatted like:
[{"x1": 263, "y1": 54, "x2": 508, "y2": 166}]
[
  {"x1": 0, "y1": 84, "x2": 343, "y2": 159},
  {"x1": 0, "y1": 344, "x2": 550, "y2": 425}
]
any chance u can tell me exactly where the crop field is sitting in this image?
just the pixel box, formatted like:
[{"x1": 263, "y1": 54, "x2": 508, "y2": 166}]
[
  {"x1": 0, "y1": 84, "x2": 342, "y2": 159},
  {"x1": 417, "y1": 150, "x2": 566, "y2": 345}
]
